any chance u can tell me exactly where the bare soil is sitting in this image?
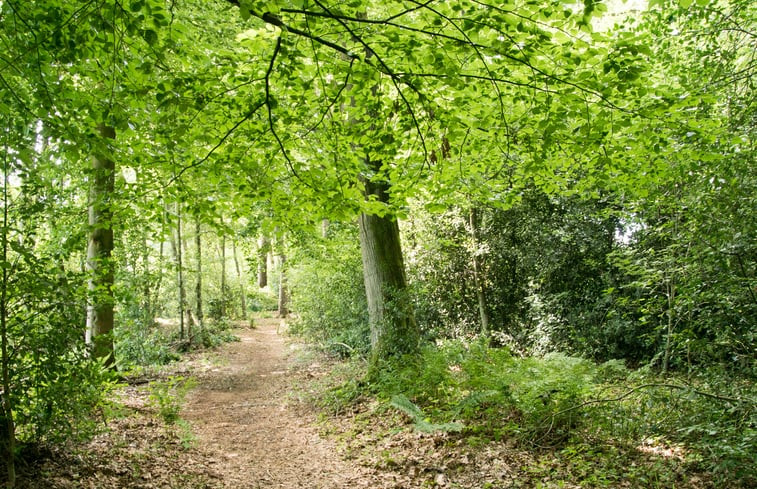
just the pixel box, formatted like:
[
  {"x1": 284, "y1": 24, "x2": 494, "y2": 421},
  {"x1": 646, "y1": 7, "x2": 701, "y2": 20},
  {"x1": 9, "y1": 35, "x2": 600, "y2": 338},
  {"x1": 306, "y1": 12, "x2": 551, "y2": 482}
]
[{"x1": 181, "y1": 317, "x2": 376, "y2": 488}]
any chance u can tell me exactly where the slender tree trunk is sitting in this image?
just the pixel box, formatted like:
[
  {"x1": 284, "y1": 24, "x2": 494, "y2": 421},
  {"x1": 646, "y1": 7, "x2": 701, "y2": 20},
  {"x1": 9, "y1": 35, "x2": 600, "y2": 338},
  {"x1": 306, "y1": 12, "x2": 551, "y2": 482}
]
[
  {"x1": 1, "y1": 142, "x2": 16, "y2": 488},
  {"x1": 195, "y1": 216, "x2": 204, "y2": 330},
  {"x1": 233, "y1": 239, "x2": 247, "y2": 320},
  {"x1": 171, "y1": 203, "x2": 185, "y2": 341},
  {"x1": 140, "y1": 230, "x2": 155, "y2": 325},
  {"x1": 257, "y1": 234, "x2": 268, "y2": 288},
  {"x1": 663, "y1": 280, "x2": 675, "y2": 374},
  {"x1": 85, "y1": 124, "x2": 116, "y2": 366},
  {"x1": 220, "y1": 231, "x2": 227, "y2": 318},
  {"x1": 359, "y1": 158, "x2": 418, "y2": 360},
  {"x1": 277, "y1": 253, "x2": 289, "y2": 318},
  {"x1": 321, "y1": 218, "x2": 330, "y2": 239},
  {"x1": 152, "y1": 229, "x2": 165, "y2": 321},
  {"x1": 469, "y1": 207, "x2": 490, "y2": 337}
]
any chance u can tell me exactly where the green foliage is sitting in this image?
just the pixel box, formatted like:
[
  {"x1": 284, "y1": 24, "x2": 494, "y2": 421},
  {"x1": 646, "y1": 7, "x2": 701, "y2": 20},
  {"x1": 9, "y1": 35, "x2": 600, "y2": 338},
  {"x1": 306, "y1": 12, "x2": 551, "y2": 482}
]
[
  {"x1": 587, "y1": 368, "x2": 757, "y2": 486},
  {"x1": 288, "y1": 224, "x2": 370, "y2": 357},
  {"x1": 147, "y1": 376, "x2": 196, "y2": 425},
  {"x1": 405, "y1": 193, "x2": 623, "y2": 359},
  {"x1": 365, "y1": 340, "x2": 598, "y2": 443},
  {"x1": 389, "y1": 394, "x2": 463, "y2": 433},
  {"x1": 206, "y1": 296, "x2": 233, "y2": 321},
  {"x1": 191, "y1": 319, "x2": 240, "y2": 349},
  {"x1": 0, "y1": 163, "x2": 117, "y2": 448},
  {"x1": 320, "y1": 345, "x2": 755, "y2": 487},
  {"x1": 114, "y1": 304, "x2": 181, "y2": 368},
  {"x1": 247, "y1": 288, "x2": 279, "y2": 312}
]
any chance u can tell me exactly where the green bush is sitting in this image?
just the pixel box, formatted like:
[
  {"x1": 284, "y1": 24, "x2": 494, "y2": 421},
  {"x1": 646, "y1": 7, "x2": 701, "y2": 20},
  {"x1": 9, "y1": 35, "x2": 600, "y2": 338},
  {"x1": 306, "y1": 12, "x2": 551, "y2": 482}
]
[
  {"x1": 316, "y1": 340, "x2": 755, "y2": 486},
  {"x1": 115, "y1": 317, "x2": 181, "y2": 368},
  {"x1": 148, "y1": 376, "x2": 196, "y2": 425},
  {"x1": 366, "y1": 339, "x2": 597, "y2": 442},
  {"x1": 247, "y1": 288, "x2": 278, "y2": 312},
  {"x1": 192, "y1": 318, "x2": 240, "y2": 349},
  {"x1": 288, "y1": 225, "x2": 370, "y2": 357},
  {"x1": 5, "y1": 257, "x2": 118, "y2": 447}
]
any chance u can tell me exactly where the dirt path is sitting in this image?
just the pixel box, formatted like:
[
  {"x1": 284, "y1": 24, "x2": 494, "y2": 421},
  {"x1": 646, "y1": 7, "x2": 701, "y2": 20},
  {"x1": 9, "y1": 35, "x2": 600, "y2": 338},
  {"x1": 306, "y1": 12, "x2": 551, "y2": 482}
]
[{"x1": 182, "y1": 317, "x2": 375, "y2": 489}]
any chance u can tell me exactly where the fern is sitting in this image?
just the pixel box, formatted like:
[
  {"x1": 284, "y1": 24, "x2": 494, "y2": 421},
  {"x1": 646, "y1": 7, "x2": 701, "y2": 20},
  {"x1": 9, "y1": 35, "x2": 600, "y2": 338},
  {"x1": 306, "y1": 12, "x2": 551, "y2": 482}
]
[{"x1": 390, "y1": 394, "x2": 463, "y2": 433}]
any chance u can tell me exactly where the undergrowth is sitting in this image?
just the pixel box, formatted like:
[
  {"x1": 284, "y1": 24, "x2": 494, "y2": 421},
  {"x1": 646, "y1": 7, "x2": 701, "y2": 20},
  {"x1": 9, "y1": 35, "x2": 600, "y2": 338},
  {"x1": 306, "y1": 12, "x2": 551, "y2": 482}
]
[
  {"x1": 116, "y1": 318, "x2": 239, "y2": 369},
  {"x1": 311, "y1": 340, "x2": 756, "y2": 488}
]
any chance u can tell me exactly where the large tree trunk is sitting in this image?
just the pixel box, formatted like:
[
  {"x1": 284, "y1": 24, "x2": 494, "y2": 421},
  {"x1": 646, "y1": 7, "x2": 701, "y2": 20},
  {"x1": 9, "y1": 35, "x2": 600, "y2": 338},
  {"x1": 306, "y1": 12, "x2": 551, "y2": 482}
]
[
  {"x1": 359, "y1": 159, "x2": 418, "y2": 360},
  {"x1": 85, "y1": 124, "x2": 116, "y2": 366}
]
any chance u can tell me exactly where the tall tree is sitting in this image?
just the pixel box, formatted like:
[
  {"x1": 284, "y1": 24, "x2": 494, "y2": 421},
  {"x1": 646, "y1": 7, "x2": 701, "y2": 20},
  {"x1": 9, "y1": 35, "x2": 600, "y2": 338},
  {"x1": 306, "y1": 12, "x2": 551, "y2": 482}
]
[
  {"x1": 215, "y1": 0, "x2": 649, "y2": 359},
  {"x1": 85, "y1": 124, "x2": 116, "y2": 365},
  {"x1": 232, "y1": 238, "x2": 247, "y2": 320},
  {"x1": 468, "y1": 207, "x2": 490, "y2": 337},
  {"x1": 359, "y1": 158, "x2": 418, "y2": 357},
  {"x1": 195, "y1": 216, "x2": 204, "y2": 330},
  {"x1": 1, "y1": 120, "x2": 16, "y2": 489},
  {"x1": 220, "y1": 228, "x2": 228, "y2": 318},
  {"x1": 171, "y1": 203, "x2": 187, "y2": 341},
  {"x1": 257, "y1": 234, "x2": 269, "y2": 288}
]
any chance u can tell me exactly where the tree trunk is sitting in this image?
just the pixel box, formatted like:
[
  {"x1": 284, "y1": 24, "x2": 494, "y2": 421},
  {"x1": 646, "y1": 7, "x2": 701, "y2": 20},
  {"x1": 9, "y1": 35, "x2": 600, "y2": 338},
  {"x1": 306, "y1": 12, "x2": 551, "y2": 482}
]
[
  {"x1": 85, "y1": 123, "x2": 116, "y2": 366},
  {"x1": 663, "y1": 280, "x2": 675, "y2": 374},
  {"x1": 257, "y1": 234, "x2": 269, "y2": 288},
  {"x1": 277, "y1": 253, "x2": 289, "y2": 318},
  {"x1": 171, "y1": 203, "x2": 186, "y2": 341},
  {"x1": 1, "y1": 146, "x2": 16, "y2": 488},
  {"x1": 195, "y1": 216, "x2": 204, "y2": 330},
  {"x1": 233, "y1": 239, "x2": 247, "y2": 320},
  {"x1": 359, "y1": 159, "x2": 418, "y2": 360},
  {"x1": 152, "y1": 234, "x2": 165, "y2": 320},
  {"x1": 469, "y1": 207, "x2": 490, "y2": 337},
  {"x1": 220, "y1": 231, "x2": 227, "y2": 318},
  {"x1": 321, "y1": 218, "x2": 330, "y2": 238}
]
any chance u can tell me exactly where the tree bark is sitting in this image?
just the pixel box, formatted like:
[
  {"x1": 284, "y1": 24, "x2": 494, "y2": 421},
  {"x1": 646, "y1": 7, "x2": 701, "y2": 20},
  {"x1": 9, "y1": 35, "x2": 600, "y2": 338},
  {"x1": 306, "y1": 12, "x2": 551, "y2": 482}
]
[
  {"x1": 277, "y1": 253, "x2": 289, "y2": 318},
  {"x1": 359, "y1": 158, "x2": 418, "y2": 360},
  {"x1": 195, "y1": 216, "x2": 204, "y2": 330},
  {"x1": 150, "y1": 207, "x2": 167, "y2": 321},
  {"x1": 1, "y1": 145, "x2": 16, "y2": 488},
  {"x1": 171, "y1": 203, "x2": 186, "y2": 341},
  {"x1": 257, "y1": 234, "x2": 269, "y2": 288},
  {"x1": 469, "y1": 207, "x2": 490, "y2": 337},
  {"x1": 233, "y1": 239, "x2": 247, "y2": 320},
  {"x1": 85, "y1": 123, "x2": 116, "y2": 366},
  {"x1": 321, "y1": 218, "x2": 330, "y2": 238},
  {"x1": 220, "y1": 231, "x2": 227, "y2": 318}
]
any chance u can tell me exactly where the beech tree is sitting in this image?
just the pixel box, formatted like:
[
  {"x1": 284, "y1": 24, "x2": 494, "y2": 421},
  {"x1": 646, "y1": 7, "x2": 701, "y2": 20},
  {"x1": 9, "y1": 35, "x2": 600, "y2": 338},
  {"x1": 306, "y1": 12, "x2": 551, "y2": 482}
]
[
  {"x1": 206, "y1": 0, "x2": 656, "y2": 359},
  {"x1": 85, "y1": 124, "x2": 117, "y2": 365}
]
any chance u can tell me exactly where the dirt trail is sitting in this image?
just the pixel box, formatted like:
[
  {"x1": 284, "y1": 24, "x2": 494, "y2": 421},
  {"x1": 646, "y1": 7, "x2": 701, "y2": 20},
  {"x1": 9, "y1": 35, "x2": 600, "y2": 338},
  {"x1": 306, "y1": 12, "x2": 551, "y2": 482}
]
[{"x1": 182, "y1": 317, "x2": 373, "y2": 489}]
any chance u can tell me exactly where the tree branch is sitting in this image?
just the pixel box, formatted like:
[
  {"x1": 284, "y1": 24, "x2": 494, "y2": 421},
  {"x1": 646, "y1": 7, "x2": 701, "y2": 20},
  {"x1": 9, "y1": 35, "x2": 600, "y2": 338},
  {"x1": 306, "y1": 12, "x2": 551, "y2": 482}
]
[{"x1": 166, "y1": 100, "x2": 265, "y2": 187}]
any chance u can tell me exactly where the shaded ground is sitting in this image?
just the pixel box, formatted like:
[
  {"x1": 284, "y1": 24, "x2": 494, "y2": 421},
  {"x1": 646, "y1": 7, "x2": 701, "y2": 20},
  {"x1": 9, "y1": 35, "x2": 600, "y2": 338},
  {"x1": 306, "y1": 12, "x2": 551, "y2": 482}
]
[
  {"x1": 181, "y1": 317, "x2": 376, "y2": 489},
  {"x1": 15, "y1": 316, "x2": 714, "y2": 489}
]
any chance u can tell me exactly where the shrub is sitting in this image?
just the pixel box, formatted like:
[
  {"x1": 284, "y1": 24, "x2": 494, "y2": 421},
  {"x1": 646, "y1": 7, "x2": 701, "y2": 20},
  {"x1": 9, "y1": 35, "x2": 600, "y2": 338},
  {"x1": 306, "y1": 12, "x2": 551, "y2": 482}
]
[
  {"x1": 288, "y1": 225, "x2": 370, "y2": 357},
  {"x1": 148, "y1": 376, "x2": 196, "y2": 425}
]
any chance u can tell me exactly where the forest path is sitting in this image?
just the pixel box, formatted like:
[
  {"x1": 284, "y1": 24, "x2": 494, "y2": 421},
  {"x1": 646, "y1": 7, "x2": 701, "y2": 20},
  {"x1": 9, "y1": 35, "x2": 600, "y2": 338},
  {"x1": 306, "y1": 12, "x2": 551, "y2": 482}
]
[{"x1": 182, "y1": 317, "x2": 373, "y2": 489}]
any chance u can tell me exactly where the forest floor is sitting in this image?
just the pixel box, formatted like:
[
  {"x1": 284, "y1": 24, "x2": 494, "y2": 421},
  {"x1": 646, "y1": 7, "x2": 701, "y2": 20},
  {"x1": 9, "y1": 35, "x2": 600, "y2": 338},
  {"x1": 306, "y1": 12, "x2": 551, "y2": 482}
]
[{"x1": 16, "y1": 316, "x2": 711, "y2": 489}]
